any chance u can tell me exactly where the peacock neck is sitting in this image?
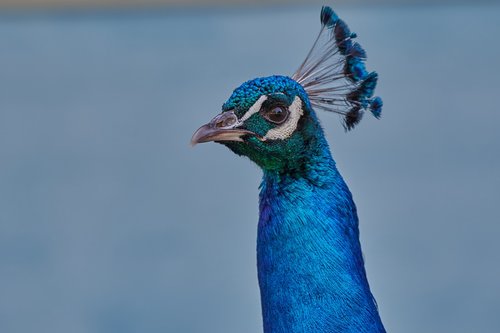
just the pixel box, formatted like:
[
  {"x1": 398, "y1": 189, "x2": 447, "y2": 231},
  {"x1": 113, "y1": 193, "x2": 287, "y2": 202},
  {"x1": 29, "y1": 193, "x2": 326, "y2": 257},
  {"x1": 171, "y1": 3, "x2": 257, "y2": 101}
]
[{"x1": 257, "y1": 145, "x2": 385, "y2": 333}]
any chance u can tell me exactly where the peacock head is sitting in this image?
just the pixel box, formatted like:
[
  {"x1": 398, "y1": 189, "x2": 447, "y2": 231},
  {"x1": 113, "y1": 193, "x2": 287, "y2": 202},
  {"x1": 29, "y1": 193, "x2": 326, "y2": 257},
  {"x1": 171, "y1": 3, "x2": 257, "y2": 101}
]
[
  {"x1": 191, "y1": 6, "x2": 383, "y2": 172},
  {"x1": 192, "y1": 75, "x2": 325, "y2": 171}
]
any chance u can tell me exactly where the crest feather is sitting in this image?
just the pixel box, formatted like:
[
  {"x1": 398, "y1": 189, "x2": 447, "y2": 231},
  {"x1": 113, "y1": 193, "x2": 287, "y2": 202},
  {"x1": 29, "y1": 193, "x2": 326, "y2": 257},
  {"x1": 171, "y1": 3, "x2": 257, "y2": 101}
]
[{"x1": 292, "y1": 6, "x2": 382, "y2": 130}]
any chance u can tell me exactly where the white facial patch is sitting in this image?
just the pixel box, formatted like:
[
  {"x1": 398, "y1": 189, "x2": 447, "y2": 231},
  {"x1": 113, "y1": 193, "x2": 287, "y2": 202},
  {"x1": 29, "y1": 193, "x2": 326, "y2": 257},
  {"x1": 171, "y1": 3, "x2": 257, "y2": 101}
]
[
  {"x1": 263, "y1": 96, "x2": 303, "y2": 141},
  {"x1": 239, "y1": 95, "x2": 268, "y2": 122}
]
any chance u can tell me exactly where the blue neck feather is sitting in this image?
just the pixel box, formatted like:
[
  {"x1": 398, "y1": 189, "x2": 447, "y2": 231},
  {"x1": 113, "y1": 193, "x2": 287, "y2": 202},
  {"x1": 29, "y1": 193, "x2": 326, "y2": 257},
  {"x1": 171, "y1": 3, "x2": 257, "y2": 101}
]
[{"x1": 257, "y1": 136, "x2": 386, "y2": 333}]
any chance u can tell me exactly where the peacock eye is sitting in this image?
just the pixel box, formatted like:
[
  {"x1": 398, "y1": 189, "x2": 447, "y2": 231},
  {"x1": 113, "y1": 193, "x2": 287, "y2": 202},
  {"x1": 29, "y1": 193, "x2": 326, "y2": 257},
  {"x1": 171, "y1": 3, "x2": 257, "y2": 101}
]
[{"x1": 262, "y1": 106, "x2": 289, "y2": 124}]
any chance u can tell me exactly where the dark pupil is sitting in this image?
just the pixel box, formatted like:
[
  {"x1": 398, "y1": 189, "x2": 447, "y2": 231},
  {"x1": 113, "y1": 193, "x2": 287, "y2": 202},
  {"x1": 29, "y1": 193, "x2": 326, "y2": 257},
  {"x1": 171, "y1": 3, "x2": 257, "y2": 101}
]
[{"x1": 267, "y1": 106, "x2": 286, "y2": 123}]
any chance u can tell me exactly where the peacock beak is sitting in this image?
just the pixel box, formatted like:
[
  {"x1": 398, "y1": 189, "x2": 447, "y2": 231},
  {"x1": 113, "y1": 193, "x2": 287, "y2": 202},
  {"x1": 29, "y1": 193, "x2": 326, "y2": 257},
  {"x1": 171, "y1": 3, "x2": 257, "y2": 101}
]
[{"x1": 191, "y1": 111, "x2": 257, "y2": 145}]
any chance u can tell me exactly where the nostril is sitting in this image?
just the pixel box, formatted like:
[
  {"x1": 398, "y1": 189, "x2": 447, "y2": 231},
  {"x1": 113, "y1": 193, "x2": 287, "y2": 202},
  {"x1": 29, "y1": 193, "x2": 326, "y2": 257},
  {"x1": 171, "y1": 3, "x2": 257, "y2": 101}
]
[{"x1": 213, "y1": 112, "x2": 238, "y2": 128}]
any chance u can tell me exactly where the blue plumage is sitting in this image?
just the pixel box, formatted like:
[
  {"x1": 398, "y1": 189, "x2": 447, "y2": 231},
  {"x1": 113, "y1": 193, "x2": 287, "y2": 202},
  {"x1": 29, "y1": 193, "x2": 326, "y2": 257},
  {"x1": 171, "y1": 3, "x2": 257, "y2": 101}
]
[
  {"x1": 222, "y1": 76, "x2": 309, "y2": 113},
  {"x1": 192, "y1": 6, "x2": 385, "y2": 333},
  {"x1": 257, "y1": 139, "x2": 385, "y2": 332}
]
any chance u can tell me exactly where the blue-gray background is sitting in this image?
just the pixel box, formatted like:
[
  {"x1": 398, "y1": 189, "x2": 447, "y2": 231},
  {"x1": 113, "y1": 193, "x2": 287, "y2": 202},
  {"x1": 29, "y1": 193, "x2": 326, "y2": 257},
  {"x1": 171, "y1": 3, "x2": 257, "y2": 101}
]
[{"x1": 1, "y1": 3, "x2": 499, "y2": 333}]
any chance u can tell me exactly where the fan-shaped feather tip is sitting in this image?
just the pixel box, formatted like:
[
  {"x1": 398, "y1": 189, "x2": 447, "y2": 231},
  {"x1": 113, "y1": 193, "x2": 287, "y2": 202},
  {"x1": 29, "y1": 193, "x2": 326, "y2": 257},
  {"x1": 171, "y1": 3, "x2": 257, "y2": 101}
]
[
  {"x1": 344, "y1": 106, "x2": 364, "y2": 131},
  {"x1": 320, "y1": 6, "x2": 339, "y2": 27},
  {"x1": 360, "y1": 72, "x2": 378, "y2": 99},
  {"x1": 334, "y1": 20, "x2": 352, "y2": 55},
  {"x1": 369, "y1": 97, "x2": 383, "y2": 119},
  {"x1": 349, "y1": 42, "x2": 367, "y2": 59},
  {"x1": 345, "y1": 56, "x2": 368, "y2": 82}
]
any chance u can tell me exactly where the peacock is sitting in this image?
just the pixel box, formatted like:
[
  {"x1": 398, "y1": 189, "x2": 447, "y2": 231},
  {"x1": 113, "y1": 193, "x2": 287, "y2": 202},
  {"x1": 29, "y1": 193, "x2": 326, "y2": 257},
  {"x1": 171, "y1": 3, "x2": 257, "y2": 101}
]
[{"x1": 192, "y1": 6, "x2": 385, "y2": 333}]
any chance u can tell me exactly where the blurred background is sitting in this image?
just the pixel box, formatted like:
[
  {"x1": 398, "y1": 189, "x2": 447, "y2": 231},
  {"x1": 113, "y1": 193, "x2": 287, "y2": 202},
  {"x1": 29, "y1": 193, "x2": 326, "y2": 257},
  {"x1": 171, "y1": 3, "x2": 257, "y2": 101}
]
[{"x1": 1, "y1": 1, "x2": 499, "y2": 333}]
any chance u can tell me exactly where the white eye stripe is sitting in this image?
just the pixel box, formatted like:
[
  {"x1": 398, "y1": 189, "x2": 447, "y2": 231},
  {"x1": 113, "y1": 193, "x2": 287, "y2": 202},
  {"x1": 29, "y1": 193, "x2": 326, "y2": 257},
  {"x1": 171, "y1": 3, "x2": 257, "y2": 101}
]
[
  {"x1": 239, "y1": 95, "x2": 268, "y2": 122},
  {"x1": 263, "y1": 96, "x2": 303, "y2": 141}
]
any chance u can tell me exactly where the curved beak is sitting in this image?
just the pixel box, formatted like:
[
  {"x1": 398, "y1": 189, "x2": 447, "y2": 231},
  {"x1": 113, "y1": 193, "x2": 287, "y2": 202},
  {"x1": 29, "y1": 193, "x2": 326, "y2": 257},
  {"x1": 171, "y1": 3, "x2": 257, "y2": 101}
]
[{"x1": 191, "y1": 111, "x2": 257, "y2": 146}]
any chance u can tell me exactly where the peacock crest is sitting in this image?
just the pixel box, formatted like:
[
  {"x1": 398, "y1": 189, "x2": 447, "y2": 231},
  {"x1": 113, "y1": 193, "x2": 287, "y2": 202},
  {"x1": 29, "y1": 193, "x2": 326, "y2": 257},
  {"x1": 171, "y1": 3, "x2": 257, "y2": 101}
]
[{"x1": 293, "y1": 6, "x2": 383, "y2": 130}]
